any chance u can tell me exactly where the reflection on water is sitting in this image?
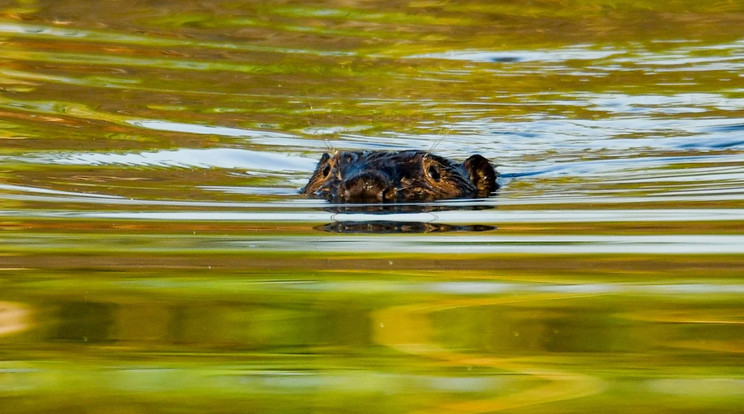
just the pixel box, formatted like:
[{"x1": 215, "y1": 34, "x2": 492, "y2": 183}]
[
  {"x1": 317, "y1": 221, "x2": 496, "y2": 233},
  {"x1": 0, "y1": 301, "x2": 31, "y2": 338},
  {"x1": 1, "y1": 0, "x2": 743, "y2": 413}
]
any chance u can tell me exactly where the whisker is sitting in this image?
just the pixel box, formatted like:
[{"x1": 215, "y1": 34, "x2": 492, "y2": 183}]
[
  {"x1": 428, "y1": 112, "x2": 452, "y2": 154},
  {"x1": 304, "y1": 89, "x2": 335, "y2": 153},
  {"x1": 428, "y1": 124, "x2": 452, "y2": 154},
  {"x1": 323, "y1": 137, "x2": 335, "y2": 152}
]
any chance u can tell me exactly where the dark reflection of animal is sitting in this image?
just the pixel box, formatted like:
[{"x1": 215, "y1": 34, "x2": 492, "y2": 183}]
[
  {"x1": 318, "y1": 221, "x2": 496, "y2": 234},
  {"x1": 301, "y1": 150, "x2": 498, "y2": 203}
]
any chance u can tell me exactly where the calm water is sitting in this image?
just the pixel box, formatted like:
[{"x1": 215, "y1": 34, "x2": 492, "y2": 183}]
[{"x1": 1, "y1": 1, "x2": 743, "y2": 413}]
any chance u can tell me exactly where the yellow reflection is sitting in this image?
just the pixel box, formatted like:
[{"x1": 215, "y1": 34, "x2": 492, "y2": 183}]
[
  {"x1": 0, "y1": 300, "x2": 31, "y2": 337},
  {"x1": 373, "y1": 293, "x2": 607, "y2": 413}
]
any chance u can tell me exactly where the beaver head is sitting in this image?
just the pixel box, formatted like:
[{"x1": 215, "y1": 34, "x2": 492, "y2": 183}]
[{"x1": 301, "y1": 150, "x2": 498, "y2": 203}]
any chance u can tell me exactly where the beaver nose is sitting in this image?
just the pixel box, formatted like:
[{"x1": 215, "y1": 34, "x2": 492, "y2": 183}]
[{"x1": 338, "y1": 172, "x2": 396, "y2": 202}]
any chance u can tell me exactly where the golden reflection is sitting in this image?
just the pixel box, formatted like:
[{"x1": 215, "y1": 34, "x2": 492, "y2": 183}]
[
  {"x1": 621, "y1": 308, "x2": 744, "y2": 354},
  {"x1": 0, "y1": 300, "x2": 31, "y2": 337},
  {"x1": 373, "y1": 293, "x2": 607, "y2": 413}
]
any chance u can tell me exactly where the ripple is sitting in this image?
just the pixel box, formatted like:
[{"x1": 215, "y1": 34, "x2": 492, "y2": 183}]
[
  {"x1": 436, "y1": 117, "x2": 744, "y2": 166},
  {"x1": 128, "y1": 120, "x2": 298, "y2": 139},
  {"x1": 584, "y1": 93, "x2": 743, "y2": 114},
  {"x1": 225, "y1": 234, "x2": 744, "y2": 254},
  {"x1": 0, "y1": 184, "x2": 122, "y2": 199},
  {"x1": 199, "y1": 186, "x2": 299, "y2": 196},
  {"x1": 1, "y1": 223, "x2": 743, "y2": 254},
  {"x1": 615, "y1": 40, "x2": 744, "y2": 67},
  {"x1": 409, "y1": 46, "x2": 621, "y2": 63},
  {"x1": 20, "y1": 148, "x2": 317, "y2": 171},
  {"x1": 0, "y1": 20, "x2": 353, "y2": 56}
]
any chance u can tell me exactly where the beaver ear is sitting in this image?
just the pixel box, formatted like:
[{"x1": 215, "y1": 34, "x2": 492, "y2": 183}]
[
  {"x1": 464, "y1": 155, "x2": 498, "y2": 197},
  {"x1": 318, "y1": 153, "x2": 331, "y2": 164}
]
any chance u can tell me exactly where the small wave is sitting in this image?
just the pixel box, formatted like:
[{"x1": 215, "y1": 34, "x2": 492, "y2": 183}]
[
  {"x1": 409, "y1": 46, "x2": 620, "y2": 63},
  {"x1": 128, "y1": 120, "x2": 298, "y2": 139},
  {"x1": 0, "y1": 184, "x2": 122, "y2": 199},
  {"x1": 199, "y1": 186, "x2": 299, "y2": 196},
  {"x1": 0, "y1": 21, "x2": 353, "y2": 57},
  {"x1": 21, "y1": 148, "x2": 318, "y2": 171}
]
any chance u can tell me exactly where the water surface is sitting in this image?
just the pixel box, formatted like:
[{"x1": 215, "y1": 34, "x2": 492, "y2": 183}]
[{"x1": 1, "y1": 1, "x2": 743, "y2": 413}]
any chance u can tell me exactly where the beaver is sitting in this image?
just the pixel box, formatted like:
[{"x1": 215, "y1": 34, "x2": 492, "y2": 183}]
[{"x1": 301, "y1": 150, "x2": 498, "y2": 203}]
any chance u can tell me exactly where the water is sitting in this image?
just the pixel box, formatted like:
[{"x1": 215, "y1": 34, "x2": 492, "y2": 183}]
[{"x1": 1, "y1": 1, "x2": 743, "y2": 413}]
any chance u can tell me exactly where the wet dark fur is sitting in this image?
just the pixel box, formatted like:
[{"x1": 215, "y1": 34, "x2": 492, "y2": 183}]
[{"x1": 301, "y1": 150, "x2": 498, "y2": 203}]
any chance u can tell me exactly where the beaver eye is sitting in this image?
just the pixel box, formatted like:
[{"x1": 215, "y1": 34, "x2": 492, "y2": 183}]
[
  {"x1": 427, "y1": 165, "x2": 441, "y2": 181},
  {"x1": 322, "y1": 165, "x2": 331, "y2": 178}
]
